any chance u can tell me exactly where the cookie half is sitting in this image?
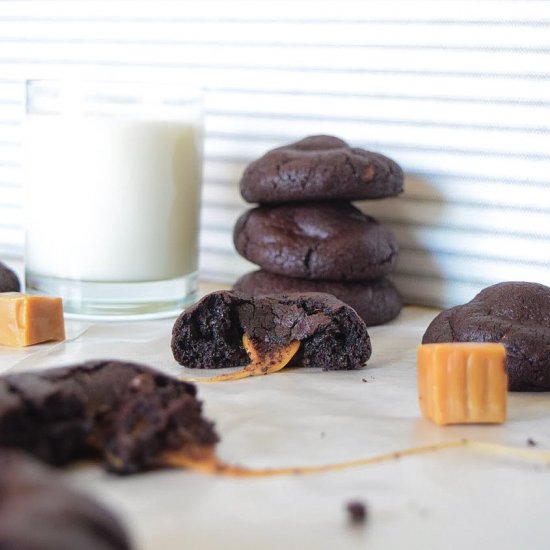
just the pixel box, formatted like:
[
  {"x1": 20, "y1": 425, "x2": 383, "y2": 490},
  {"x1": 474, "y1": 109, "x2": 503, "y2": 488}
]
[
  {"x1": 233, "y1": 270, "x2": 401, "y2": 326},
  {"x1": 422, "y1": 281, "x2": 550, "y2": 391},
  {"x1": 172, "y1": 290, "x2": 371, "y2": 371},
  {"x1": 0, "y1": 361, "x2": 218, "y2": 474},
  {"x1": 234, "y1": 202, "x2": 398, "y2": 281},
  {"x1": 240, "y1": 135, "x2": 404, "y2": 204}
]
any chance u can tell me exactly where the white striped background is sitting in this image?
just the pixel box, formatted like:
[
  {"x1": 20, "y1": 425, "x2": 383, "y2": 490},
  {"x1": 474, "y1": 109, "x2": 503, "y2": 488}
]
[{"x1": 0, "y1": 0, "x2": 549, "y2": 307}]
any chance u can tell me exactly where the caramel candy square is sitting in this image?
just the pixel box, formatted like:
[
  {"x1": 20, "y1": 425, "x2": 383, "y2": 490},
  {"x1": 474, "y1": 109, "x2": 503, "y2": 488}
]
[
  {"x1": 0, "y1": 293, "x2": 65, "y2": 347},
  {"x1": 417, "y1": 342, "x2": 507, "y2": 425}
]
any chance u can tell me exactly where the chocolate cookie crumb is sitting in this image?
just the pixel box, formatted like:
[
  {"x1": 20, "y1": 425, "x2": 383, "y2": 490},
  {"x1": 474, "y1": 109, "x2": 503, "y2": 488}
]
[
  {"x1": 346, "y1": 500, "x2": 368, "y2": 525},
  {"x1": 527, "y1": 438, "x2": 537, "y2": 447},
  {"x1": 362, "y1": 378, "x2": 367, "y2": 383}
]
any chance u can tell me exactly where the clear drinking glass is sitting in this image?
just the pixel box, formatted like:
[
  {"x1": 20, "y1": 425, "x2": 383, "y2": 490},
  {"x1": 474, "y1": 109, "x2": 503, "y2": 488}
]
[{"x1": 24, "y1": 80, "x2": 203, "y2": 319}]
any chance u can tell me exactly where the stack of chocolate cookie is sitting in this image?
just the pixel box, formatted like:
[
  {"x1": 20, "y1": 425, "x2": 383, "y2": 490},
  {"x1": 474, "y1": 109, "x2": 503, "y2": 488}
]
[{"x1": 233, "y1": 135, "x2": 404, "y2": 326}]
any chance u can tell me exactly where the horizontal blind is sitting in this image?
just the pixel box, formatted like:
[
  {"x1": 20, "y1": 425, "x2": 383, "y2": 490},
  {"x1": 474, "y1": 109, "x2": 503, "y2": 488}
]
[{"x1": 0, "y1": 0, "x2": 549, "y2": 308}]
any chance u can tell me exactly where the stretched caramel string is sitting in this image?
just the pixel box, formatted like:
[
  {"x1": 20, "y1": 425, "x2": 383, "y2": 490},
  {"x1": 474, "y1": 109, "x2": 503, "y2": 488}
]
[
  {"x1": 466, "y1": 440, "x2": 550, "y2": 462},
  {"x1": 184, "y1": 336, "x2": 300, "y2": 383},
  {"x1": 162, "y1": 439, "x2": 550, "y2": 478}
]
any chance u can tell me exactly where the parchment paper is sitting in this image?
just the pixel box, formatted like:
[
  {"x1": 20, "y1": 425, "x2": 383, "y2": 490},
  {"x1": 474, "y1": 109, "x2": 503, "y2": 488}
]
[{"x1": 1, "y1": 295, "x2": 549, "y2": 550}]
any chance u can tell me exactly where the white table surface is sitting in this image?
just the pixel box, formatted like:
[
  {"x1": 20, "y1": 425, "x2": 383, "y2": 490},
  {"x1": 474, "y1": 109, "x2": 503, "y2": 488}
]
[{"x1": 1, "y1": 282, "x2": 550, "y2": 550}]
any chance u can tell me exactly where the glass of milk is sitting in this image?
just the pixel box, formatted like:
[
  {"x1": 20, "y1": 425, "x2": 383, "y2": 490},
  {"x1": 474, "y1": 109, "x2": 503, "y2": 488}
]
[{"x1": 24, "y1": 80, "x2": 203, "y2": 319}]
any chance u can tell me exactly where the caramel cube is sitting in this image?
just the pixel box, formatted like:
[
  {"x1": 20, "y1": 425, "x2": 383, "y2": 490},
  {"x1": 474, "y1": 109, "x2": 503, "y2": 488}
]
[
  {"x1": 0, "y1": 293, "x2": 65, "y2": 347},
  {"x1": 417, "y1": 343, "x2": 507, "y2": 425}
]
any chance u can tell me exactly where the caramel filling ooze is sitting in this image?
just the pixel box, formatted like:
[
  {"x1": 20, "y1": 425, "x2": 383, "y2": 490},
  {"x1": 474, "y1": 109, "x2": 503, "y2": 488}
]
[{"x1": 190, "y1": 334, "x2": 301, "y2": 383}]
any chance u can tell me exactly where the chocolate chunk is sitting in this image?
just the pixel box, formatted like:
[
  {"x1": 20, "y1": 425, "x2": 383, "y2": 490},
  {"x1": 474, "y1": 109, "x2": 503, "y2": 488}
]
[
  {"x1": 422, "y1": 282, "x2": 550, "y2": 391},
  {"x1": 240, "y1": 135, "x2": 403, "y2": 203},
  {"x1": 0, "y1": 261, "x2": 20, "y2": 292},
  {"x1": 234, "y1": 270, "x2": 402, "y2": 326},
  {"x1": 346, "y1": 500, "x2": 368, "y2": 525},
  {"x1": 0, "y1": 450, "x2": 131, "y2": 549},
  {"x1": 171, "y1": 290, "x2": 371, "y2": 371},
  {"x1": 0, "y1": 361, "x2": 218, "y2": 474},
  {"x1": 234, "y1": 202, "x2": 398, "y2": 281}
]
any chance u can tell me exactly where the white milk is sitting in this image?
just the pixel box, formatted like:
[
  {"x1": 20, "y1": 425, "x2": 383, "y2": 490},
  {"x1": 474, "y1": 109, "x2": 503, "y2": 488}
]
[{"x1": 24, "y1": 116, "x2": 202, "y2": 282}]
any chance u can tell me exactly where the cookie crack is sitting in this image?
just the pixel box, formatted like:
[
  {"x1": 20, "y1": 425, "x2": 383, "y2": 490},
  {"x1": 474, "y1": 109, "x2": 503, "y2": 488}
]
[
  {"x1": 304, "y1": 247, "x2": 313, "y2": 273},
  {"x1": 302, "y1": 162, "x2": 314, "y2": 190},
  {"x1": 4, "y1": 379, "x2": 40, "y2": 417},
  {"x1": 303, "y1": 242, "x2": 320, "y2": 277},
  {"x1": 239, "y1": 217, "x2": 252, "y2": 258},
  {"x1": 447, "y1": 316, "x2": 459, "y2": 342},
  {"x1": 344, "y1": 154, "x2": 360, "y2": 181},
  {"x1": 274, "y1": 162, "x2": 283, "y2": 189},
  {"x1": 45, "y1": 360, "x2": 115, "y2": 383},
  {"x1": 275, "y1": 158, "x2": 297, "y2": 188},
  {"x1": 305, "y1": 154, "x2": 326, "y2": 186}
]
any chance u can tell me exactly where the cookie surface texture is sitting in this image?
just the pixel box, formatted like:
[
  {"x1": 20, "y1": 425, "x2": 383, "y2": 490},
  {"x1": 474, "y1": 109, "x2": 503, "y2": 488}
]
[
  {"x1": 422, "y1": 282, "x2": 550, "y2": 391},
  {"x1": 234, "y1": 202, "x2": 398, "y2": 281},
  {"x1": 240, "y1": 135, "x2": 404, "y2": 203},
  {"x1": 172, "y1": 290, "x2": 371, "y2": 371},
  {"x1": 234, "y1": 270, "x2": 401, "y2": 326}
]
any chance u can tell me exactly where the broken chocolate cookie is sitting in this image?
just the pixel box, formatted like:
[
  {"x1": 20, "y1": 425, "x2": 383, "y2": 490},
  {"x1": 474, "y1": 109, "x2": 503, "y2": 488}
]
[
  {"x1": 0, "y1": 361, "x2": 218, "y2": 474},
  {"x1": 171, "y1": 290, "x2": 371, "y2": 371},
  {"x1": 0, "y1": 449, "x2": 131, "y2": 549}
]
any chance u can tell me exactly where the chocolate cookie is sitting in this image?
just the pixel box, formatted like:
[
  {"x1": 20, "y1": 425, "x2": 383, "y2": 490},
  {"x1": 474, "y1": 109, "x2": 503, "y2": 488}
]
[
  {"x1": 234, "y1": 202, "x2": 398, "y2": 281},
  {"x1": 172, "y1": 290, "x2": 371, "y2": 371},
  {"x1": 422, "y1": 282, "x2": 550, "y2": 391},
  {"x1": 0, "y1": 361, "x2": 218, "y2": 474},
  {"x1": 0, "y1": 261, "x2": 20, "y2": 292},
  {"x1": 233, "y1": 270, "x2": 402, "y2": 326},
  {"x1": 240, "y1": 135, "x2": 404, "y2": 204},
  {"x1": 0, "y1": 450, "x2": 131, "y2": 550}
]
